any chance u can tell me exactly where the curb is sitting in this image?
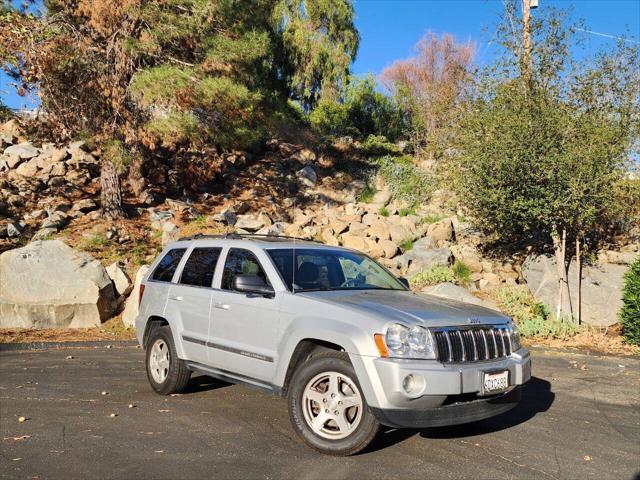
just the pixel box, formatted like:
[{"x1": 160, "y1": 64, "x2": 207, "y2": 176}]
[
  {"x1": 0, "y1": 339, "x2": 138, "y2": 352},
  {"x1": 527, "y1": 345, "x2": 640, "y2": 360}
]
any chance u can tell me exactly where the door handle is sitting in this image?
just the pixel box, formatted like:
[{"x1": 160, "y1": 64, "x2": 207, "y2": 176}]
[
  {"x1": 214, "y1": 303, "x2": 230, "y2": 310},
  {"x1": 169, "y1": 295, "x2": 183, "y2": 301}
]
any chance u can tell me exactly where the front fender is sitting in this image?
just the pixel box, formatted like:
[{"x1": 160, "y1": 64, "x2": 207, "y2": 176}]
[{"x1": 274, "y1": 316, "x2": 380, "y2": 407}]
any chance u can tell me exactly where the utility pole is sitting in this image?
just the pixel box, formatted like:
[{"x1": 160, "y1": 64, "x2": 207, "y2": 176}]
[{"x1": 522, "y1": 0, "x2": 538, "y2": 80}]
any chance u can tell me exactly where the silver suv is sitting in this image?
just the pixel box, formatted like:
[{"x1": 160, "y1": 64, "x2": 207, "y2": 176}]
[{"x1": 136, "y1": 234, "x2": 531, "y2": 456}]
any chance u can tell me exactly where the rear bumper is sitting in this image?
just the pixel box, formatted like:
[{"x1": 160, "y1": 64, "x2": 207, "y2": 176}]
[{"x1": 370, "y1": 386, "x2": 521, "y2": 428}]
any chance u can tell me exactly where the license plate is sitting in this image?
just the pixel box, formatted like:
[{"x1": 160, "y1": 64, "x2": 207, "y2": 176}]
[{"x1": 482, "y1": 370, "x2": 509, "y2": 395}]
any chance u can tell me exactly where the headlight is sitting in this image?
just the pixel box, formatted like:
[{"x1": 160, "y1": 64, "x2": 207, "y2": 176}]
[
  {"x1": 383, "y1": 324, "x2": 435, "y2": 359},
  {"x1": 508, "y1": 323, "x2": 521, "y2": 350}
]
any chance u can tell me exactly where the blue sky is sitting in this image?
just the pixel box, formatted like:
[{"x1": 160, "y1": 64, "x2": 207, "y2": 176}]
[
  {"x1": 352, "y1": 0, "x2": 640, "y2": 76},
  {"x1": 1, "y1": 0, "x2": 639, "y2": 110}
]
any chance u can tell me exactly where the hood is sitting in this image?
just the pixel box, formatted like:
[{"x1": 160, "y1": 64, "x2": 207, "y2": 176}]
[{"x1": 298, "y1": 289, "x2": 510, "y2": 327}]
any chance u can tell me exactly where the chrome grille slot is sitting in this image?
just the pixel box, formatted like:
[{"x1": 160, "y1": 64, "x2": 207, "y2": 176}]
[{"x1": 432, "y1": 326, "x2": 512, "y2": 364}]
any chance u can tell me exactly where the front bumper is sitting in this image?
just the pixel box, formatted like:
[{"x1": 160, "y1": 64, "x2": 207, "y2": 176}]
[
  {"x1": 371, "y1": 386, "x2": 521, "y2": 428},
  {"x1": 350, "y1": 348, "x2": 531, "y2": 426}
]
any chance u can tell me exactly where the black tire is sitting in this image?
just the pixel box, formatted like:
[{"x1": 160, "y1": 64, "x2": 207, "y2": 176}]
[
  {"x1": 288, "y1": 351, "x2": 380, "y2": 456},
  {"x1": 145, "y1": 326, "x2": 191, "y2": 395}
]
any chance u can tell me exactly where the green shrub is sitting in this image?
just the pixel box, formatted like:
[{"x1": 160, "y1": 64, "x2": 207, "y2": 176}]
[
  {"x1": 399, "y1": 238, "x2": 414, "y2": 252},
  {"x1": 399, "y1": 207, "x2": 417, "y2": 217},
  {"x1": 452, "y1": 261, "x2": 471, "y2": 286},
  {"x1": 376, "y1": 155, "x2": 432, "y2": 207},
  {"x1": 310, "y1": 75, "x2": 407, "y2": 141},
  {"x1": 620, "y1": 256, "x2": 640, "y2": 346},
  {"x1": 410, "y1": 266, "x2": 456, "y2": 289},
  {"x1": 491, "y1": 285, "x2": 577, "y2": 339},
  {"x1": 362, "y1": 134, "x2": 402, "y2": 157},
  {"x1": 357, "y1": 185, "x2": 375, "y2": 203},
  {"x1": 378, "y1": 206, "x2": 390, "y2": 217}
]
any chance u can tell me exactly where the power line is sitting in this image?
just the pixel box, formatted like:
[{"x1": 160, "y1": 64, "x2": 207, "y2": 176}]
[{"x1": 576, "y1": 28, "x2": 640, "y2": 44}]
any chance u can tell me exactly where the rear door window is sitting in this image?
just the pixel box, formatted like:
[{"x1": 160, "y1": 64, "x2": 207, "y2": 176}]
[
  {"x1": 151, "y1": 248, "x2": 186, "y2": 282},
  {"x1": 179, "y1": 247, "x2": 222, "y2": 288}
]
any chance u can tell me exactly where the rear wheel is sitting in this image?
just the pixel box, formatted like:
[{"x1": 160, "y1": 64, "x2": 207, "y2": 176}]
[
  {"x1": 145, "y1": 326, "x2": 191, "y2": 395},
  {"x1": 288, "y1": 351, "x2": 379, "y2": 456}
]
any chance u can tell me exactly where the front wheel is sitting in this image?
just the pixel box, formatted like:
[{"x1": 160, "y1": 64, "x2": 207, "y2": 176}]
[{"x1": 287, "y1": 351, "x2": 380, "y2": 456}]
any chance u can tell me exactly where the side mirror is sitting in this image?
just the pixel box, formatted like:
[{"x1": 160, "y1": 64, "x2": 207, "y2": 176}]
[
  {"x1": 398, "y1": 277, "x2": 410, "y2": 289},
  {"x1": 233, "y1": 275, "x2": 275, "y2": 297}
]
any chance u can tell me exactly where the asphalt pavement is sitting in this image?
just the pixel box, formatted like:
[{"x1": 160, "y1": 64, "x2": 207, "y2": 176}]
[{"x1": 1, "y1": 346, "x2": 638, "y2": 480}]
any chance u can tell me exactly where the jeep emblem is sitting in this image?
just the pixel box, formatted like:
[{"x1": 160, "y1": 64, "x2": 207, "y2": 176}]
[{"x1": 468, "y1": 318, "x2": 481, "y2": 325}]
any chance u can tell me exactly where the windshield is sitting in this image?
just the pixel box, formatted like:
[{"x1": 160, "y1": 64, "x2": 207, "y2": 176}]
[{"x1": 267, "y1": 248, "x2": 406, "y2": 292}]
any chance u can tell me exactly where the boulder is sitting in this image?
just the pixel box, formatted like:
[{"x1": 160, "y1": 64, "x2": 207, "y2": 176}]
[
  {"x1": 41, "y1": 211, "x2": 69, "y2": 231},
  {"x1": 342, "y1": 235, "x2": 367, "y2": 251},
  {"x1": 321, "y1": 228, "x2": 340, "y2": 246},
  {"x1": 6, "y1": 221, "x2": 24, "y2": 238},
  {"x1": 73, "y1": 199, "x2": 99, "y2": 213},
  {"x1": 122, "y1": 265, "x2": 150, "y2": 328},
  {"x1": 15, "y1": 158, "x2": 39, "y2": 177},
  {"x1": 297, "y1": 165, "x2": 318, "y2": 187},
  {"x1": 161, "y1": 222, "x2": 180, "y2": 246},
  {"x1": 235, "y1": 215, "x2": 264, "y2": 232},
  {"x1": 397, "y1": 247, "x2": 453, "y2": 276},
  {"x1": 5, "y1": 155, "x2": 23, "y2": 169},
  {"x1": 0, "y1": 240, "x2": 118, "y2": 328},
  {"x1": 32, "y1": 227, "x2": 57, "y2": 241},
  {"x1": 367, "y1": 220, "x2": 391, "y2": 241},
  {"x1": 256, "y1": 222, "x2": 286, "y2": 236},
  {"x1": 426, "y1": 218, "x2": 454, "y2": 244},
  {"x1": 4, "y1": 142, "x2": 39, "y2": 159},
  {"x1": 522, "y1": 253, "x2": 628, "y2": 326},
  {"x1": 379, "y1": 239, "x2": 399, "y2": 258},
  {"x1": 212, "y1": 207, "x2": 237, "y2": 226},
  {"x1": 389, "y1": 224, "x2": 412, "y2": 244},
  {"x1": 106, "y1": 262, "x2": 133, "y2": 296},
  {"x1": 421, "y1": 283, "x2": 499, "y2": 310}
]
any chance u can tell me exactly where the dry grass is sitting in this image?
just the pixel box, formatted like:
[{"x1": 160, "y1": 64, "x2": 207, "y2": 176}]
[
  {"x1": 0, "y1": 317, "x2": 136, "y2": 344},
  {"x1": 523, "y1": 324, "x2": 640, "y2": 356}
]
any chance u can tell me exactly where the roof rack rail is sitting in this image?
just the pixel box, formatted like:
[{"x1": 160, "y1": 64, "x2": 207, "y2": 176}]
[{"x1": 177, "y1": 232, "x2": 313, "y2": 242}]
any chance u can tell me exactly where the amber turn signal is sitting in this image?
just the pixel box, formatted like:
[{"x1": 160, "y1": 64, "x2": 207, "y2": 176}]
[{"x1": 374, "y1": 333, "x2": 389, "y2": 358}]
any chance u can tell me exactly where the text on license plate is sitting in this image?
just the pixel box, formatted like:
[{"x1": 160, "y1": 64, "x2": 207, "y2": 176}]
[{"x1": 483, "y1": 370, "x2": 509, "y2": 394}]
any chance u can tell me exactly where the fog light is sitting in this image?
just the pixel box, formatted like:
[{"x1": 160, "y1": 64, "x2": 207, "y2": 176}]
[{"x1": 402, "y1": 374, "x2": 415, "y2": 393}]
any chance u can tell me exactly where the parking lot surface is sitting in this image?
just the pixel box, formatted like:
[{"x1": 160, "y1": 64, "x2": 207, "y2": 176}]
[{"x1": 1, "y1": 346, "x2": 638, "y2": 479}]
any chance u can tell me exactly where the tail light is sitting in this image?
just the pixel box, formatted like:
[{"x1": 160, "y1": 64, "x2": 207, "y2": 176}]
[{"x1": 138, "y1": 284, "x2": 145, "y2": 306}]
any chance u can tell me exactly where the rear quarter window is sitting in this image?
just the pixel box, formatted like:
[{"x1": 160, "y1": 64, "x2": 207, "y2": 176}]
[{"x1": 151, "y1": 248, "x2": 187, "y2": 282}]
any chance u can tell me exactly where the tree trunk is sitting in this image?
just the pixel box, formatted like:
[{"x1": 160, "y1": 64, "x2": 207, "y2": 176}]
[
  {"x1": 553, "y1": 228, "x2": 572, "y2": 320},
  {"x1": 100, "y1": 158, "x2": 125, "y2": 219}
]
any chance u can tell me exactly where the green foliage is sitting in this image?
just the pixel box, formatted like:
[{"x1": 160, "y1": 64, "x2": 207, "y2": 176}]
[
  {"x1": 361, "y1": 134, "x2": 402, "y2": 157},
  {"x1": 399, "y1": 238, "x2": 414, "y2": 252},
  {"x1": 451, "y1": 261, "x2": 471, "y2": 286},
  {"x1": 620, "y1": 256, "x2": 640, "y2": 346},
  {"x1": 376, "y1": 155, "x2": 432, "y2": 207},
  {"x1": 2, "y1": 0, "x2": 360, "y2": 180},
  {"x1": 310, "y1": 76, "x2": 406, "y2": 140},
  {"x1": 357, "y1": 185, "x2": 375, "y2": 203},
  {"x1": 448, "y1": 5, "x2": 639, "y2": 248},
  {"x1": 78, "y1": 233, "x2": 109, "y2": 253},
  {"x1": 410, "y1": 266, "x2": 455, "y2": 289},
  {"x1": 491, "y1": 285, "x2": 577, "y2": 338},
  {"x1": 378, "y1": 206, "x2": 389, "y2": 217},
  {"x1": 410, "y1": 263, "x2": 471, "y2": 289},
  {"x1": 275, "y1": 0, "x2": 359, "y2": 107},
  {"x1": 398, "y1": 207, "x2": 416, "y2": 217}
]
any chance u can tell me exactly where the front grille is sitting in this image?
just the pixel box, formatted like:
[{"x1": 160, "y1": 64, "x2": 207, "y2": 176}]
[{"x1": 432, "y1": 326, "x2": 512, "y2": 363}]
